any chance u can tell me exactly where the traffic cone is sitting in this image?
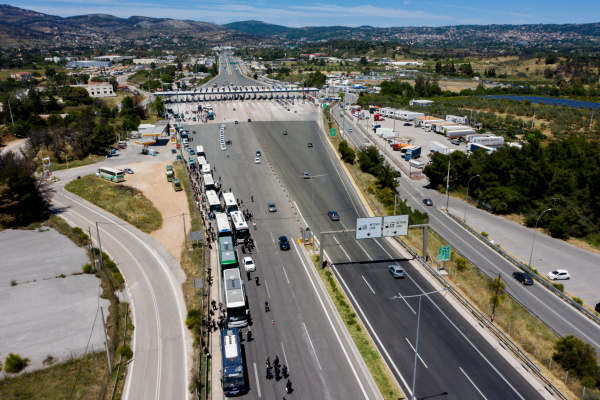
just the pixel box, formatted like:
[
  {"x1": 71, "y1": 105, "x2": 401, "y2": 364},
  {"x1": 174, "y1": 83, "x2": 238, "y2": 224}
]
[{"x1": 271, "y1": 319, "x2": 274, "y2": 325}]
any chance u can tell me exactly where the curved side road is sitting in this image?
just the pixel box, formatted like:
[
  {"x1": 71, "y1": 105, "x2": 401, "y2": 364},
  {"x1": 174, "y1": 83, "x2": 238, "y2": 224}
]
[{"x1": 50, "y1": 176, "x2": 190, "y2": 400}]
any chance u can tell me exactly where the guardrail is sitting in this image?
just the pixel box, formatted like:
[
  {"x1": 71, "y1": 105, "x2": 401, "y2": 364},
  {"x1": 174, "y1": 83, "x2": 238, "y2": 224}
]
[
  {"x1": 395, "y1": 236, "x2": 569, "y2": 400},
  {"x1": 445, "y1": 211, "x2": 600, "y2": 326}
]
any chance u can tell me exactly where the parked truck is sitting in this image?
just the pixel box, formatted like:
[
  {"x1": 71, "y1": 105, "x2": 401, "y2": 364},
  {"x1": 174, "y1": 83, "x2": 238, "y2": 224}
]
[
  {"x1": 429, "y1": 141, "x2": 453, "y2": 155},
  {"x1": 405, "y1": 146, "x2": 422, "y2": 160},
  {"x1": 377, "y1": 128, "x2": 397, "y2": 138},
  {"x1": 393, "y1": 142, "x2": 412, "y2": 151},
  {"x1": 467, "y1": 143, "x2": 496, "y2": 154},
  {"x1": 444, "y1": 128, "x2": 477, "y2": 138},
  {"x1": 470, "y1": 135, "x2": 504, "y2": 147},
  {"x1": 374, "y1": 113, "x2": 383, "y2": 121},
  {"x1": 208, "y1": 111, "x2": 214, "y2": 120},
  {"x1": 369, "y1": 105, "x2": 375, "y2": 114}
]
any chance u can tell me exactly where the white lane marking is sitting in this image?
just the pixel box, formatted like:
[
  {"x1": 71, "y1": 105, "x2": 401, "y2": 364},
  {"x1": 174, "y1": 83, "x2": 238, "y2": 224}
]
[
  {"x1": 355, "y1": 241, "x2": 373, "y2": 261},
  {"x1": 303, "y1": 322, "x2": 322, "y2": 370},
  {"x1": 253, "y1": 363, "x2": 261, "y2": 397},
  {"x1": 269, "y1": 230, "x2": 275, "y2": 244},
  {"x1": 340, "y1": 221, "x2": 348, "y2": 230},
  {"x1": 405, "y1": 338, "x2": 428, "y2": 368},
  {"x1": 281, "y1": 342, "x2": 289, "y2": 368},
  {"x1": 53, "y1": 199, "x2": 163, "y2": 400},
  {"x1": 361, "y1": 276, "x2": 375, "y2": 294},
  {"x1": 264, "y1": 280, "x2": 271, "y2": 299},
  {"x1": 54, "y1": 192, "x2": 189, "y2": 400},
  {"x1": 291, "y1": 241, "x2": 369, "y2": 400},
  {"x1": 398, "y1": 291, "x2": 416, "y2": 314},
  {"x1": 460, "y1": 367, "x2": 488, "y2": 400},
  {"x1": 282, "y1": 267, "x2": 295, "y2": 297},
  {"x1": 123, "y1": 297, "x2": 136, "y2": 400},
  {"x1": 333, "y1": 237, "x2": 351, "y2": 261},
  {"x1": 327, "y1": 253, "x2": 412, "y2": 399}
]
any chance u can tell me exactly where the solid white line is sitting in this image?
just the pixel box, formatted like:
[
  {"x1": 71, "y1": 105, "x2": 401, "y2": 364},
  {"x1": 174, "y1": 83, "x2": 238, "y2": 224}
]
[
  {"x1": 122, "y1": 296, "x2": 136, "y2": 400},
  {"x1": 303, "y1": 322, "x2": 322, "y2": 370},
  {"x1": 398, "y1": 291, "x2": 416, "y2": 314},
  {"x1": 253, "y1": 363, "x2": 262, "y2": 397},
  {"x1": 281, "y1": 342, "x2": 289, "y2": 368},
  {"x1": 405, "y1": 338, "x2": 428, "y2": 368},
  {"x1": 264, "y1": 280, "x2": 271, "y2": 299},
  {"x1": 291, "y1": 241, "x2": 369, "y2": 400},
  {"x1": 333, "y1": 237, "x2": 351, "y2": 261},
  {"x1": 269, "y1": 230, "x2": 275, "y2": 244},
  {"x1": 460, "y1": 367, "x2": 488, "y2": 400},
  {"x1": 54, "y1": 192, "x2": 189, "y2": 400},
  {"x1": 282, "y1": 267, "x2": 295, "y2": 297},
  {"x1": 361, "y1": 276, "x2": 375, "y2": 294},
  {"x1": 355, "y1": 240, "x2": 373, "y2": 261}
]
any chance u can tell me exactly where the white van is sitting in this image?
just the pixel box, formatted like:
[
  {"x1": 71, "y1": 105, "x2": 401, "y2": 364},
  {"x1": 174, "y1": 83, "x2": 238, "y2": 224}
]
[{"x1": 409, "y1": 159, "x2": 425, "y2": 169}]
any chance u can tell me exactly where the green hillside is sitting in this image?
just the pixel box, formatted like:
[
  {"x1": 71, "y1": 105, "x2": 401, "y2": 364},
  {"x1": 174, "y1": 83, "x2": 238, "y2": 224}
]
[{"x1": 223, "y1": 20, "x2": 292, "y2": 36}]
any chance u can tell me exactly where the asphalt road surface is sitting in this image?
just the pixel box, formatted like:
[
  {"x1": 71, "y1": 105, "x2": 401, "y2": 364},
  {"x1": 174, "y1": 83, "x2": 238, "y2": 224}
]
[
  {"x1": 50, "y1": 152, "x2": 190, "y2": 400},
  {"x1": 184, "y1": 118, "x2": 381, "y2": 400},
  {"x1": 253, "y1": 119, "x2": 544, "y2": 400},
  {"x1": 202, "y1": 52, "x2": 265, "y2": 89},
  {"x1": 332, "y1": 100, "x2": 600, "y2": 354}
]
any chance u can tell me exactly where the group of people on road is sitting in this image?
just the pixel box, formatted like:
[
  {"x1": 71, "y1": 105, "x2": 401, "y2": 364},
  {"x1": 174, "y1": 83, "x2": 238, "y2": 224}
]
[{"x1": 265, "y1": 356, "x2": 292, "y2": 392}]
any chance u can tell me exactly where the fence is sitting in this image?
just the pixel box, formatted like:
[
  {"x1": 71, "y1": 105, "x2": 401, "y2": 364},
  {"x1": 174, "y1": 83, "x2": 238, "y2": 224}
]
[
  {"x1": 395, "y1": 235, "x2": 570, "y2": 400},
  {"x1": 445, "y1": 211, "x2": 600, "y2": 326}
]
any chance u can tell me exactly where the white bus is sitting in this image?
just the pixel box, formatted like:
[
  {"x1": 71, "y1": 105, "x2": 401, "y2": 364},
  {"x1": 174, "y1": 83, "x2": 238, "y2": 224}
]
[
  {"x1": 206, "y1": 190, "x2": 221, "y2": 212},
  {"x1": 203, "y1": 173, "x2": 215, "y2": 191},
  {"x1": 230, "y1": 211, "x2": 249, "y2": 244},
  {"x1": 223, "y1": 268, "x2": 248, "y2": 328},
  {"x1": 216, "y1": 212, "x2": 232, "y2": 237},
  {"x1": 222, "y1": 192, "x2": 238, "y2": 215},
  {"x1": 197, "y1": 156, "x2": 208, "y2": 165},
  {"x1": 201, "y1": 164, "x2": 212, "y2": 175},
  {"x1": 96, "y1": 167, "x2": 125, "y2": 182},
  {"x1": 196, "y1": 146, "x2": 205, "y2": 157}
]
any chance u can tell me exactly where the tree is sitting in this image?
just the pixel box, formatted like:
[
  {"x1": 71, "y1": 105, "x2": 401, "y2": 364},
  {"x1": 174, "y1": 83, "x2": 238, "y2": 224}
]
[
  {"x1": 376, "y1": 162, "x2": 399, "y2": 191},
  {"x1": 88, "y1": 124, "x2": 115, "y2": 154},
  {"x1": 152, "y1": 97, "x2": 165, "y2": 117},
  {"x1": 253, "y1": 73, "x2": 258, "y2": 80},
  {"x1": 546, "y1": 53, "x2": 558, "y2": 65},
  {"x1": 90, "y1": 76, "x2": 102, "y2": 82},
  {"x1": 435, "y1": 61, "x2": 442, "y2": 74},
  {"x1": 358, "y1": 146, "x2": 382, "y2": 174},
  {"x1": 338, "y1": 140, "x2": 356, "y2": 164},
  {"x1": 45, "y1": 67, "x2": 56, "y2": 79},
  {"x1": 177, "y1": 61, "x2": 183, "y2": 71},
  {"x1": 161, "y1": 74, "x2": 172, "y2": 83},
  {"x1": 150, "y1": 62, "x2": 157, "y2": 70},
  {"x1": 359, "y1": 57, "x2": 368, "y2": 65},
  {"x1": 553, "y1": 335, "x2": 600, "y2": 385},
  {"x1": 4, "y1": 353, "x2": 30, "y2": 373}
]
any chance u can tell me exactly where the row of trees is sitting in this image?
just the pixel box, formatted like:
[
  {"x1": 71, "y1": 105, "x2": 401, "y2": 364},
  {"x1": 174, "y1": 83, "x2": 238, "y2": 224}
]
[{"x1": 423, "y1": 137, "x2": 600, "y2": 243}]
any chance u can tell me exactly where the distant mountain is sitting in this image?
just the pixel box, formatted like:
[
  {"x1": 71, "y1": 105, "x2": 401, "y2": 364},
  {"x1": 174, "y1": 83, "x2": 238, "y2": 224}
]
[
  {"x1": 0, "y1": 4, "x2": 226, "y2": 45},
  {"x1": 222, "y1": 20, "x2": 292, "y2": 37}
]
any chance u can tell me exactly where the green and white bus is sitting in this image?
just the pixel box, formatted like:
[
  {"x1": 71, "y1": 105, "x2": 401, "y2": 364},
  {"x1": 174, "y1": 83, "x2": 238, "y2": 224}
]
[
  {"x1": 218, "y1": 237, "x2": 238, "y2": 274},
  {"x1": 96, "y1": 167, "x2": 125, "y2": 182}
]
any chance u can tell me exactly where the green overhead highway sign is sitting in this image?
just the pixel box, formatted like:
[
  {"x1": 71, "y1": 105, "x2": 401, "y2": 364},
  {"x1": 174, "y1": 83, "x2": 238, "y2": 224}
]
[
  {"x1": 330, "y1": 129, "x2": 336, "y2": 137},
  {"x1": 438, "y1": 245, "x2": 451, "y2": 262}
]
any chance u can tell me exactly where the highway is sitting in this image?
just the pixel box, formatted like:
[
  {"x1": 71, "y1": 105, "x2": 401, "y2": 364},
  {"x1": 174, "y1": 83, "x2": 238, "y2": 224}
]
[
  {"x1": 184, "y1": 118, "x2": 381, "y2": 400},
  {"x1": 254, "y1": 119, "x2": 545, "y2": 400},
  {"x1": 49, "y1": 148, "x2": 190, "y2": 400},
  {"x1": 331, "y1": 99, "x2": 600, "y2": 353}
]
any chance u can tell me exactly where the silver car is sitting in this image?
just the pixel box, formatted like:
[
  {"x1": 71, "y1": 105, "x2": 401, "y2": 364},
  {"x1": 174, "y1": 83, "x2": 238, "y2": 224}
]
[
  {"x1": 268, "y1": 202, "x2": 277, "y2": 212},
  {"x1": 388, "y1": 265, "x2": 405, "y2": 279}
]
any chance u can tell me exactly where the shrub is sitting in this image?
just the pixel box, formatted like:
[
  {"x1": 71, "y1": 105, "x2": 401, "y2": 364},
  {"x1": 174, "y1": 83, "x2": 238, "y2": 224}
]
[
  {"x1": 489, "y1": 295, "x2": 502, "y2": 308},
  {"x1": 367, "y1": 185, "x2": 374, "y2": 194},
  {"x1": 488, "y1": 277, "x2": 505, "y2": 294},
  {"x1": 455, "y1": 257, "x2": 467, "y2": 271},
  {"x1": 581, "y1": 376, "x2": 597, "y2": 389},
  {"x1": 552, "y1": 283, "x2": 565, "y2": 292},
  {"x1": 82, "y1": 263, "x2": 93, "y2": 274},
  {"x1": 481, "y1": 231, "x2": 489, "y2": 238},
  {"x1": 185, "y1": 309, "x2": 202, "y2": 329},
  {"x1": 553, "y1": 335, "x2": 600, "y2": 383},
  {"x1": 117, "y1": 344, "x2": 133, "y2": 360},
  {"x1": 4, "y1": 353, "x2": 30, "y2": 373},
  {"x1": 573, "y1": 297, "x2": 583, "y2": 306}
]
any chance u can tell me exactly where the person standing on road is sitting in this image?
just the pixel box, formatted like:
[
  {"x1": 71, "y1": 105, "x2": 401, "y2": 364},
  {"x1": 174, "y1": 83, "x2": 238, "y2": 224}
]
[
  {"x1": 282, "y1": 365, "x2": 288, "y2": 377},
  {"x1": 266, "y1": 357, "x2": 271, "y2": 368},
  {"x1": 264, "y1": 300, "x2": 269, "y2": 312},
  {"x1": 251, "y1": 195, "x2": 254, "y2": 202},
  {"x1": 255, "y1": 276, "x2": 259, "y2": 286},
  {"x1": 253, "y1": 221, "x2": 257, "y2": 230}
]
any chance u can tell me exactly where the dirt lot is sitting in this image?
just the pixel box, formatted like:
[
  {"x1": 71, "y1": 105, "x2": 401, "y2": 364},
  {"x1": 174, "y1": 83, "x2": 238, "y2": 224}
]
[{"x1": 122, "y1": 160, "x2": 191, "y2": 262}]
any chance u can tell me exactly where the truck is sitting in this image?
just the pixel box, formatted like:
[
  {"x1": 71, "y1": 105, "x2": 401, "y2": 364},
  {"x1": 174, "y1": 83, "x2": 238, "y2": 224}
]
[
  {"x1": 432, "y1": 123, "x2": 459, "y2": 134},
  {"x1": 172, "y1": 178, "x2": 183, "y2": 191},
  {"x1": 369, "y1": 105, "x2": 375, "y2": 114},
  {"x1": 467, "y1": 143, "x2": 496, "y2": 154},
  {"x1": 405, "y1": 146, "x2": 422, "y2": 160},
  {"x1": 393, "y1": 142, "x2": 412, "y2": 151},
  {"x1": 430, "y1": 141, "x2": 452, "y2": 155},
  {"x1": 444, "y1": 128, "x2": 477, "y2": 138},
  {"x1": 377, "y1": 128, "x2": 397, "y2": 139},
  {"x1": 374, "y1": 113, "x2": 383, "y2": 121},
  {"x1": 208, "y1": 111, "x2": 214, "y2": 120},
  {"x1": 422, "y1": 120, "x2": 446, "y2": 131},
  {"x1": 470, "y1": 135, "x2": 504, "y2": 147},
  {"x1": 181, "y1": 131, "x2": 189, "y2": 140},
  {"x1": 372, "y1": 124, "x2": 381, "y2": 131}
]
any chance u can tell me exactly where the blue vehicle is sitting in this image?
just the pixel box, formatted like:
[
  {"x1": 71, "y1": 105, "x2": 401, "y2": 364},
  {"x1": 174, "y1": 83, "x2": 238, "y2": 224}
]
[{"x1": 221, "y1": 328, "x2": 247, "y2": 396}]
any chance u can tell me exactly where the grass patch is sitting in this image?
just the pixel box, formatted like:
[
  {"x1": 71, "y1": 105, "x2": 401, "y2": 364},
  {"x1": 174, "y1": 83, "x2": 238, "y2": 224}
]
[
  {"x1": 65, "y1": 175, "x2": 163, "y2": 234},
  {"x1": 309, "y1": 255, "x2": 404, "y2": 400},
  {"x1": 402, "y1": 227, "x2": 597, "y2": 399}
]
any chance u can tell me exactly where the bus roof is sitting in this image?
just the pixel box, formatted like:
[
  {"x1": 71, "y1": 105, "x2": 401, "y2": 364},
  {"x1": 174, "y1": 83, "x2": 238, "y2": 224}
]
[
  {"x1": 219, "y1": 237, "x2": 237, "y2": 265},
  {"x1": 98, "y1": 167, "x2": 124, "y2": 174},
  {"x1": 230, "y1": 211, "x2": 248, "y2": 229},
  {"x1": 216, "y1": 212, "x2": 232, "y2": 234},
  {"x1": 197, "y1": 156, "x2": 207, "y2": 165},
  {"x1": 224, "y1": 269, "x2": 245, "y2": 306},
  {"x1": 203, "y1": 174, "x2": 214, "y2": 185},
  {"x1": 222, "y1": 192, "x2": 236, "y2": 206},
  {"x1": 206, "y1": 190, "x2": 219, "y2": 204},
  {"x1": 221, "y1": 328, "x2": 243, "y2": 373}
]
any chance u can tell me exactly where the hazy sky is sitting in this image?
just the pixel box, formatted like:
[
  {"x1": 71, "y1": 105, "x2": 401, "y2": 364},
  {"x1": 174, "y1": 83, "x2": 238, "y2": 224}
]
[{"x1": 10, "y1": 0, "x2": 600, "y2": 27}]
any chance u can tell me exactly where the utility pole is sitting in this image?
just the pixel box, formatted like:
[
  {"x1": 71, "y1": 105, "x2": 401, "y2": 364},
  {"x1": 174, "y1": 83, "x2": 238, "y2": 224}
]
[
  {"x1": 100, "y1": 306, "x2": 112, "y2": 372},
  {"x1": 183, "y1": 213, "x2": 189, "y2": 258},
  {"x1": 96, "y1": 222, "x2": 105, "y2": 271},
  {"x1": 491, "y1": 273, "x2": 501, "y2": 322}
]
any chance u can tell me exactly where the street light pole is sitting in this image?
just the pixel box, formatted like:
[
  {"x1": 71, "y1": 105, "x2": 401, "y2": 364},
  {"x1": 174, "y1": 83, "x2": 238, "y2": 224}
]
[
  {"x1": 60, "y1": 151, "x2": 70, "y2": 180},
  {"x1": 528, "y1": 209, "x2": 552, "y2": 268},
  {"x1": 464, "y1": 174, "x2": 480, "y2": 222},
  {"x1": 445, "y1": 156, "x2": 451, "y2": 212}
]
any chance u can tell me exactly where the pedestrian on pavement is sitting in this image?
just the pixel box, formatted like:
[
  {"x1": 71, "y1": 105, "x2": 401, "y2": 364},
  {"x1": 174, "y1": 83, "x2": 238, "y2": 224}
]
[
  {"x1": 251, "y1": 211, "x2": 254, "y2": 219},
  {"x1": 227, "y1": 153, "x2": 230, "y2": 158},
  {"x1": 211, "y1": 300, "x2": 216, "y2": 310},
  {"x1": 274, "y1": 355, "x2": 279, "y2": 366},
  {"x1": 266, "y1": 366, "x2": 271, "y2": 380},
  {"x1": 218, "y1": 302, "x2": 223, "y2": 312},
  {"x1": 253, "y1": 221, "x2": 257, "y2": 230},
  {"x1": 251, "y1": 195, "x2": 254, "y2": 202},
  {"x1": 286, "y1": 380, "x2": 292, "y2": 393},
  {"x1": 264, "y1": 300, "x2": 270, "y2": 312},
  {"x1": 266, "y1": 357, "x2": 271, "y2": 367},
  {"x1": 282, "y1": 365, "x2": 288, "y2": 377},
  {"x1": 255, "y1": 276, "x2": 260, "y2": 286}
]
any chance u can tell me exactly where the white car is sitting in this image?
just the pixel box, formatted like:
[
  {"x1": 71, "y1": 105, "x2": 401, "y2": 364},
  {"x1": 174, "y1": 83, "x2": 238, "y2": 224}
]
[
  {"x1": 243, "y1": 257, "x2": 256, "y2": 272},
  {"x1": 255, "y1": 158, "x2": 261, "y2": 164},
  {"x1": 547, "y1": 270, "x2": 570, "y2": 280}
]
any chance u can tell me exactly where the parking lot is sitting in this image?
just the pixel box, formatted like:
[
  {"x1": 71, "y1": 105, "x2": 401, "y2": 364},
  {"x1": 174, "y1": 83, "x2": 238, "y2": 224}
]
[{"x1": 0, "y1": 228, "x2": 109, "y2": 373}]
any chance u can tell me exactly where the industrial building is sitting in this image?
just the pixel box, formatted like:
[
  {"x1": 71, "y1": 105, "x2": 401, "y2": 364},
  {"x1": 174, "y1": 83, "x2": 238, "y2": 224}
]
[
  {"x1": 70, "y1": 82, "x2": 116, "y2": 98},
  {"x1": 67, "y1": 60, "x2": 113, "y2": 68}
]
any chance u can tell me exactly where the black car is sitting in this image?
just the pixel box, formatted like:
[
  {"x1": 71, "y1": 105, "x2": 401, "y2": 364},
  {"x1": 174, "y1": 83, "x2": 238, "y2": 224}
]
[
  {"x1": 279, "y1": 236, "x2": 290, "y2": 250},
  {"x1": 171, "y1": 149, "x2": 177, "y2": 154},
  {"x1": 513, "y1": 272, "x2": 533, "y2": 285},
  {"x1": 596, "y1": 302, "x2": 600, "y2": 313},
  {"x1": 235, "y1": 121, "x2": 238, "y2": 124},
  {"x1": 308, "y1": 143, "x2": 313, "y2": 147},
  {"x1": 423, "y1": 199, "x2": 433, "y2": 206},
  {"x1": 327, "y1": 211, "x2": 340, "y2": 221},
  {"x1": 404, "y1": 123, "x2": 412, "y2": 126},
  {"x1": 283, "y1": 131, "x2": 288, "y2": 135},
  {"x1": 248, "y1": 118, "x2": 252, "y2": 122}
]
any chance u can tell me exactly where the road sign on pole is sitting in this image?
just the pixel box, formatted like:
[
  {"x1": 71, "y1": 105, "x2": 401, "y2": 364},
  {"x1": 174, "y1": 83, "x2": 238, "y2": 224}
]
[
  {"x1": 382, "y1": 215, "x2": 409, "y2": 237},
  {"x1": 438, "y1": 245, "x2": 451, "y2": 262},
  {"x1": 356, "y1": 217, "x2": 382, "y2": 239}
]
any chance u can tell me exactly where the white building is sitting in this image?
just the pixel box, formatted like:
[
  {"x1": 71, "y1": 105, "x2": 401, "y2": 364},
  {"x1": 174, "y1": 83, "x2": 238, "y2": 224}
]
[
  {"x1": 410, "y1": 99, "x2": 434, "y2": 106},
  {"x1": 45, "y1": 57, "x2": 65, "y2": 63},
  {"x1": 133, "y1": 58, "x2": 160, "y2": 65},
  {"x1": 71, "y1": 82, "x2": 116, "y2": 98},
  {"x1": 95, "y1": 55, "x2": 124, "y2": 63}
]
